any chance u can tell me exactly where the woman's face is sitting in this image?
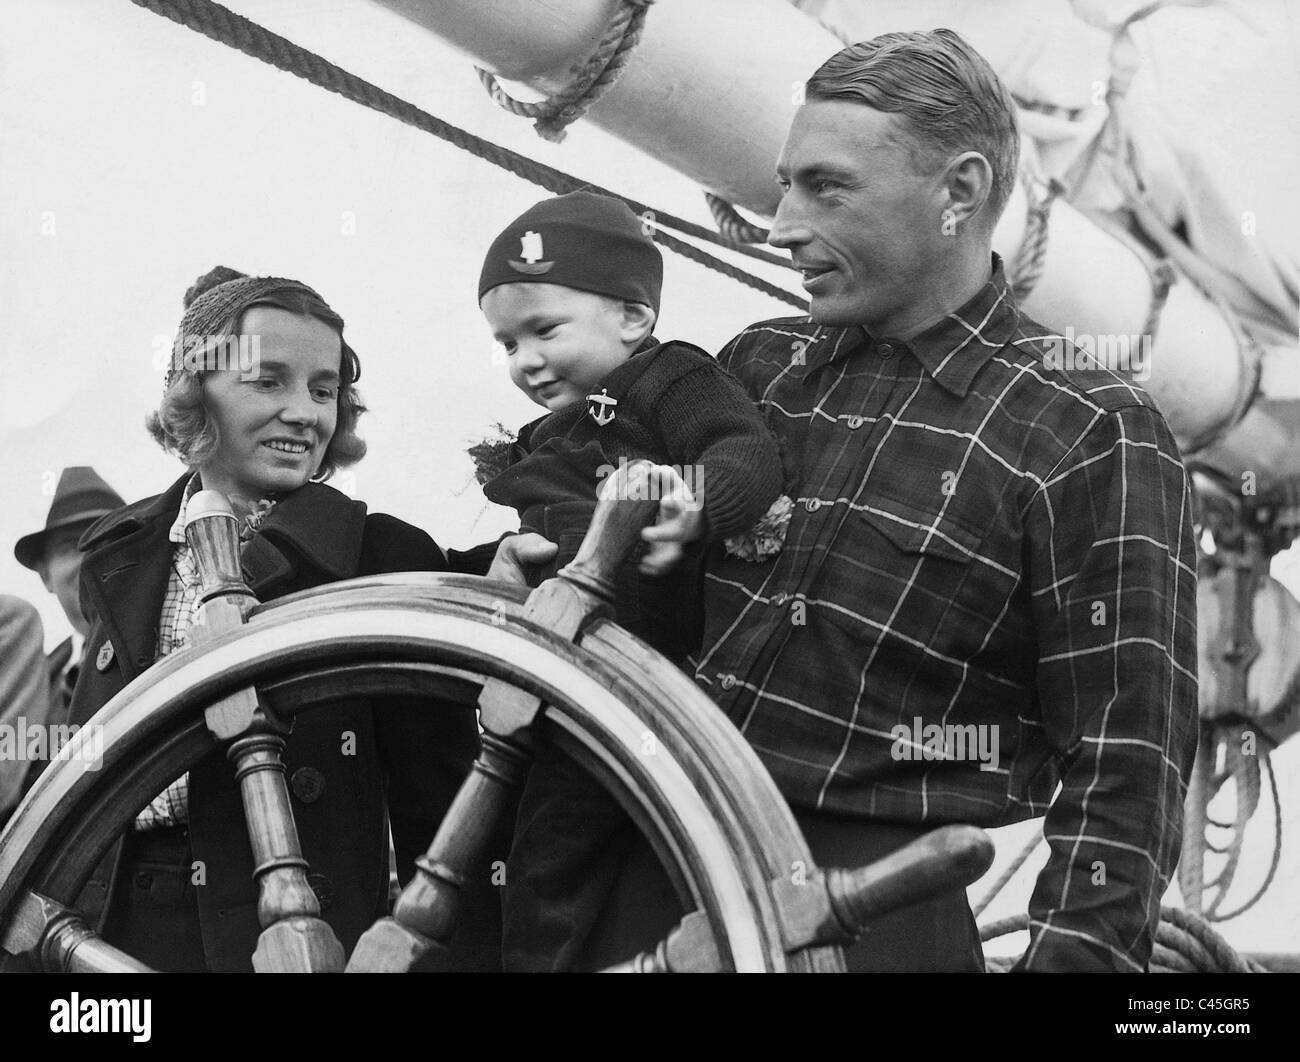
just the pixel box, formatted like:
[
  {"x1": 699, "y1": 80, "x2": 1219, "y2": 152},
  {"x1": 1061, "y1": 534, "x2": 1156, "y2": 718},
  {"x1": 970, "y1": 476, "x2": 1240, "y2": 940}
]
[{"x1": 198, "y1": 306, "x2": 341, "y2": 503}]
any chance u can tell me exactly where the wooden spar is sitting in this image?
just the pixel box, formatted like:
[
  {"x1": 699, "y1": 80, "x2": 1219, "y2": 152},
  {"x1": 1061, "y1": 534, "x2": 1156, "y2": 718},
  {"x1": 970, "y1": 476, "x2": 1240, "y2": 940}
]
[
  {"x1": 373, "y1": 0, "x2": 841, "y2": 213},
  {"x1": 366, "y1": 0, "x2": 1292, "y2": 483}
]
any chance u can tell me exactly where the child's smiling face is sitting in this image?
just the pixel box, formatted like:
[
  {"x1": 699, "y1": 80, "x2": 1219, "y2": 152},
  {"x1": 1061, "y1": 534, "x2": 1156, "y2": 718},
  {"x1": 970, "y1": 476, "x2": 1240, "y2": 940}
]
[{"x1": 482, "y1": 283, "x2": 652, "y2": 412}]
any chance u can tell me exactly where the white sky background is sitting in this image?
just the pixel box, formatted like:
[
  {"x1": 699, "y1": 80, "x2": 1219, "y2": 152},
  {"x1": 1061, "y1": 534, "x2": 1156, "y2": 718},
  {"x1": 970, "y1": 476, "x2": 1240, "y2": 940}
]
[{"x1": 1, "y1": 0, "x2": 1298, "y2": 959}]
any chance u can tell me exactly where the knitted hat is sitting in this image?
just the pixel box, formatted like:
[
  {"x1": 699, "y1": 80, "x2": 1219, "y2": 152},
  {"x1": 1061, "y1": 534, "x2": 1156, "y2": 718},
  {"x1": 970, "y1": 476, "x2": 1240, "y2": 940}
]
[
  {"x1": 15, "y1": 467, "x2": 125, "y2": 570},
  {"x1": 164, "y1": 268, "x2": 333, "y2": 390},
  {"x1": 478, "y1": 192, "x2": 663, "y2": 313}
]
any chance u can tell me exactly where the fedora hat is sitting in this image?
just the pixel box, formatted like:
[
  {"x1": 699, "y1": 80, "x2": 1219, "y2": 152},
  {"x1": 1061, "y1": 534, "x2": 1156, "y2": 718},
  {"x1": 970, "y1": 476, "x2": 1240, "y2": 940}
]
[{"x1": 15, "y1": 467, "x2": 125, "y2": 571}]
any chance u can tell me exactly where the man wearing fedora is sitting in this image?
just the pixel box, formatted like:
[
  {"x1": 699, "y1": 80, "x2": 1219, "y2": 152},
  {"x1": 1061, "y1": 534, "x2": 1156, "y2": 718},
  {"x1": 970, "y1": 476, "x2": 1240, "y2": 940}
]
[{"x1": 14, "y1": 466, "x2": 126, "y2": 719}]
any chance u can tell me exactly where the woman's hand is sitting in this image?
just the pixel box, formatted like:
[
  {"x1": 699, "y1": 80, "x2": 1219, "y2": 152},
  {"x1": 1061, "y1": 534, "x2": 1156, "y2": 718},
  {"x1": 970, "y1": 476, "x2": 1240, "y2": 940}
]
[{"x1": 486, "y1": 533, "x2": 558, "y2": 585}]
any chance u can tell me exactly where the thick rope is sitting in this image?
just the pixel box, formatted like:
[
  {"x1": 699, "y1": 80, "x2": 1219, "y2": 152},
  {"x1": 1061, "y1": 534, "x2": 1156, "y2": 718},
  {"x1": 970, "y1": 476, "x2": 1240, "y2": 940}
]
[
  {"x1": 1008, "y1": 177, "x2": 1064, "y2": 302},
  {"x1": 705, "y1": 192, "x2": 771, "y2": 245},
  {"x1": 1159, "y1": 905, "x2": 1258, "y2": 973},
  {"x1": 980, "y1": 905, "x2": 1263, "y2": 973},
  {"x1": 972, "y1": 830, "x2": 1042, "y2": 918},
  {"x1": 1207, "y1": 749, "x2": 1283, "y2": 922},
  {"x1": 1204, "y1": 728, "x2": 1259, "y2": 915},
  {"x1": 126, "y1": 0, "x2": 807, "y2": 311},
  {"x1": 476, "y1": 0, "x2": 651, "y2": 143}
]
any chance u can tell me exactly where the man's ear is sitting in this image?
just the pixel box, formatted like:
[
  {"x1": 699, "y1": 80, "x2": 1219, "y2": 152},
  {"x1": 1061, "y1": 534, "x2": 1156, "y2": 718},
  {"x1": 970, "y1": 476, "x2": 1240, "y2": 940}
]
[
  {"x1": 943, "y1": 150, "x2": 995, "y2": 229},
  {"x1": 620, "y1": 301, "x2": 657, "y2": 346}
]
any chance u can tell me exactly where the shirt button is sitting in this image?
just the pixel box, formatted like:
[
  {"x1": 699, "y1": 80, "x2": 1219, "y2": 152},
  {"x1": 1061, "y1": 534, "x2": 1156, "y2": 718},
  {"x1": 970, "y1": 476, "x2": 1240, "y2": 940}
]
[
  {"x1": 879, "y1": 342, "x2": 895, "y2": 357},
  {"x1": 804, "y1": 498, "x2": 821, "y2": 513},
  {"x1": 847, "y1": 415, "x2": 864, "y2": 429},
  {"x1": 719, "y1": 673, "x2": 737, "y2": 690}
]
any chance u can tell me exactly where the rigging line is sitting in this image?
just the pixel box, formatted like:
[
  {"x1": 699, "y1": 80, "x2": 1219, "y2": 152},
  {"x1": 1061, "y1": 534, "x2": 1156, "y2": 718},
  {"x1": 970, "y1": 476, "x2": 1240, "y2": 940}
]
[{"x1": 127, "y1": 0, "x2": 806, "y2": 307}]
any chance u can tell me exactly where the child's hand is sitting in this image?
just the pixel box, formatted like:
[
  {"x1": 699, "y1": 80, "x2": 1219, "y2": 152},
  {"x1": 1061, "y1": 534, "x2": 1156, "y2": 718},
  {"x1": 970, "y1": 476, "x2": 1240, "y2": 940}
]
[{"x1": 640, "y1": 465, "x2": 706, "y2": 576}]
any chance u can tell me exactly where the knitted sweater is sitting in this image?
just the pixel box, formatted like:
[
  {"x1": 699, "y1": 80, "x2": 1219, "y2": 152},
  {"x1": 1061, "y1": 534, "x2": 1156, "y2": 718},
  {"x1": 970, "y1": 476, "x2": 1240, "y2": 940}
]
[{"x1": 483, "y1": 338, "x2": 782, "y2": 544}]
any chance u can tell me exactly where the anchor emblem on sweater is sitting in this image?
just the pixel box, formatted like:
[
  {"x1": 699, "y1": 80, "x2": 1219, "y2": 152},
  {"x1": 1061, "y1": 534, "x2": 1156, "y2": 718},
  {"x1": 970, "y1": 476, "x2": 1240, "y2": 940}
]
[{"x1": 586, "y1": 389, "x2": 618, "y2": 426}]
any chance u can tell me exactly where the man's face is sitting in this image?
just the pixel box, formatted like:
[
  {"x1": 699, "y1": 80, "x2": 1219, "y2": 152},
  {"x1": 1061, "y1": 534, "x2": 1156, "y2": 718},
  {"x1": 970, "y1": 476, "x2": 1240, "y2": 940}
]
[
  {"x1": 39, "y1": 526, "x2": 89, "y2": 636},
  {"x1": 771, "y1": 100, "x2": 946, "y2": 332}
]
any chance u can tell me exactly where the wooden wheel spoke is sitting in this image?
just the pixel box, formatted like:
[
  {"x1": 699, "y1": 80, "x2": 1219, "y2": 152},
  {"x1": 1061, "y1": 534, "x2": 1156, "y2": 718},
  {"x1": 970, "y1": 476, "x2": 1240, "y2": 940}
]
[
  {"x1": 182, "y1": 493, "x2": 344, "y2": 973},
  {"x1": 770, "y1": 825, "x2": 995, "y2": 953},
  {"x1": 346, "y1": 732, "x2": 531, "y2": 972},
  {"x1": 229, "y1": 728, "x2": 344, "y2": 973},
  {"x1": 1, "y1": 892, "x2": 152, "y2": 973},
  {"x1": 600, "y1": 912, "x2": 727, "y2": 973}
]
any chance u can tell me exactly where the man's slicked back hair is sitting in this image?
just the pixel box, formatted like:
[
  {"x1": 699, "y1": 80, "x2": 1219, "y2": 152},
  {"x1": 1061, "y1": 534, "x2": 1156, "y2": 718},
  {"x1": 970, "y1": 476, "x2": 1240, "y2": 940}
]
[{"x1": 806, "y1": 29, "x2": 1020, "y2": 218}]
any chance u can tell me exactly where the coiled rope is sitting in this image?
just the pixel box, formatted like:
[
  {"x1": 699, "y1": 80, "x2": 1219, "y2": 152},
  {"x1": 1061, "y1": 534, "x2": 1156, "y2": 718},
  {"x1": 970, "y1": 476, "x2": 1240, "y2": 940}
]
[
  {"x1": 126, "y1": 0, "x2": 807, "y2": 311},
  {"x1": 476, "y1": 0, "x2": 652, "y2": 143},
  {"x1": 980, "y1": 906, "x2": 1267, "y2": 973},
  {"x1": 1202, "y1": 741, "x2": 1283, "y2": 923}
]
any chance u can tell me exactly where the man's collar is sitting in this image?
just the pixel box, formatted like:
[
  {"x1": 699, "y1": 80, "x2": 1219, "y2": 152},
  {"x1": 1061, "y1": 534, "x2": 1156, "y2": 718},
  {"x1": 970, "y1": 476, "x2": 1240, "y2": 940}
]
[
  {"x1": 822, "y1": 254, "x2": 1020, "y2": 397},
  {"x1": 900, "y1": 254, "x2": 1020, "y2": 396}
]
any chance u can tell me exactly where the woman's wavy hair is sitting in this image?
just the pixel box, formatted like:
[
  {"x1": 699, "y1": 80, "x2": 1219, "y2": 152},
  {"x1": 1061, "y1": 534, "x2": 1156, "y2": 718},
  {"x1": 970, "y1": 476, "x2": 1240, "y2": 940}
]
[{"x1": 145, "y1": 288, "x2": 367, "y2": 481}]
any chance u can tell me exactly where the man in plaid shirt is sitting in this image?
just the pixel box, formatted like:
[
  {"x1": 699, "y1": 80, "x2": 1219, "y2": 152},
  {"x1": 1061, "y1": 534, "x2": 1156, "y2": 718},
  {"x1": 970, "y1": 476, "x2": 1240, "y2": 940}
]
[{"x1": 495, "y1": 30, "x2": 1197, "y2": 971}]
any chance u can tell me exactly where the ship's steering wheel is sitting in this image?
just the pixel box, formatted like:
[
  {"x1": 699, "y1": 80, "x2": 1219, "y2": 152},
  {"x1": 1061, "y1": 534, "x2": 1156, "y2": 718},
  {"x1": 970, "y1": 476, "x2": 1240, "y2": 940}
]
[{"x1": 0, "y1": 462, "x2": 992, "y2": 972}]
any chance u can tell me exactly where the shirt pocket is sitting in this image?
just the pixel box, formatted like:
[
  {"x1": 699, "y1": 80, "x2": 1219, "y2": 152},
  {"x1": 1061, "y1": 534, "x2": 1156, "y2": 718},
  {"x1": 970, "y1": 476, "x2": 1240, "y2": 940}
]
[
  {"x1": 842, "y1": 496, "x2": 991, "y2": 650},
  {"x1": 857, "y1": 496, "x2": 986, "y2": 565}
]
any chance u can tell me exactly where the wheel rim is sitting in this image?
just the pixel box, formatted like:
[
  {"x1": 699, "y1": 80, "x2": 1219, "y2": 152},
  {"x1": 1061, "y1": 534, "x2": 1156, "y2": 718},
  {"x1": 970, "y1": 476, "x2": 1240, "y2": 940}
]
[{"x1": 0, "y1": 574, "x2": 842, "y2": 972}]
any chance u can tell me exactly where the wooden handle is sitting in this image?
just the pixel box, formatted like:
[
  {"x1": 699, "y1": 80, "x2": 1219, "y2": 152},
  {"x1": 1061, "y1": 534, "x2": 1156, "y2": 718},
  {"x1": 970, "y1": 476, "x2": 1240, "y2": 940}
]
[
  {"x1": 826, "y1": 825, "x2": 994, "y2": 938},
  {"x1": 346, "y1": 733, "x2": 531, "y2": 972},
  {"x1": 558, "y1": 460, "x2": 662, "y2": 604},
  {"x1": 184, "y1": 489, "x2": 253, "y2": 603},
  {"x1": 229, "y1": 732, "x2": 345, "y2": 973}
]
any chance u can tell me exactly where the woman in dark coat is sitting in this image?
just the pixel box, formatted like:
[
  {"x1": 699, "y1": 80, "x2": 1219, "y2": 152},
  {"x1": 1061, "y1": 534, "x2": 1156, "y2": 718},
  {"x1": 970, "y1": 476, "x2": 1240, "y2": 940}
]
[{"x1": 66, "y1": 269, "x2": 492, "y2": 972}]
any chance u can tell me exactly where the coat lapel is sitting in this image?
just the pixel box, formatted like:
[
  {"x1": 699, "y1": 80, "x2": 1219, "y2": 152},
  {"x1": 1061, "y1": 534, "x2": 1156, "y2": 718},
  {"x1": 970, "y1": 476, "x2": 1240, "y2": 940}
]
[
  {"x1": 80, "y1": 507, "x2": 177, "y2": 684},
  {"x1": 240, "y1": 535, "x2": 296, "y2": 596},
  {"x1": 248, "y1": 483, "x2": 367, "y2": 591},
  {"x1": 78, "y1": 474, "x2": 193, "y2": 684},
  {"x1": 79, "y1": 478, "x2": 367, "y2": 678}
]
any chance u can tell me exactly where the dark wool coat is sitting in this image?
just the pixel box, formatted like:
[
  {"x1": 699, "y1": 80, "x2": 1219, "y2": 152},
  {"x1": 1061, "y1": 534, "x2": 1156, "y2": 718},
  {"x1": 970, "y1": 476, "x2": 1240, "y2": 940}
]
[{"x1": 63, "y1": 474, "x2": 492, "y2": 972}]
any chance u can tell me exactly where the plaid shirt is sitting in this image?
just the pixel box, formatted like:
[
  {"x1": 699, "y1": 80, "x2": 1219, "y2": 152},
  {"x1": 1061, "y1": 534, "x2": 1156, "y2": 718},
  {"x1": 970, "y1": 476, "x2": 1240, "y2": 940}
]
[{"x1": 690, "y1": 257, "x2": 1198, "y2": 971}]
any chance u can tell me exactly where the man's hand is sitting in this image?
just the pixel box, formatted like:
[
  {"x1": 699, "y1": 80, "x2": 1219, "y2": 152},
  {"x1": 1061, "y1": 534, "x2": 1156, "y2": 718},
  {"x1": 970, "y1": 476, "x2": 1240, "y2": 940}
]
[
  {"x1": 486, "y1": 533, "x2": 558, "y2": 585},
  {"x1": 639, "y1": 464, "x2": 706, "y2": 576}
]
